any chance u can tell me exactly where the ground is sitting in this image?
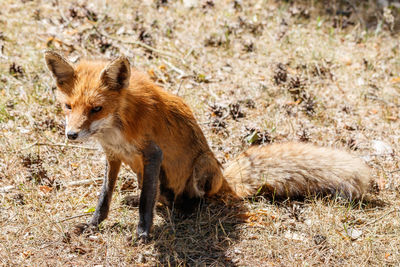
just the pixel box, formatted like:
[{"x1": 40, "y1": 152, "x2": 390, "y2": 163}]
[{"x1": 0, "y1": 0, "x2": 400, "y2": 266}]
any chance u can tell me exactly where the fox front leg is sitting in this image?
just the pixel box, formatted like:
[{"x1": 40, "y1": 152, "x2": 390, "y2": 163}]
[
  {"x1": 136, "y1": 141, "x2": 163, "y2": 241},
  {"x1": 90, "y1": 158, "x2": 122, "y2": 226},
  {"x1": 74, "y1": 157, "x2": 121, "y2": 234}
]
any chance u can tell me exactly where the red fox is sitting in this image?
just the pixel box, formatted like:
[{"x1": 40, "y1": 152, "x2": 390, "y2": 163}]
[{"x1": 44, "y1": 51, "x2": 373, "y2": 241}]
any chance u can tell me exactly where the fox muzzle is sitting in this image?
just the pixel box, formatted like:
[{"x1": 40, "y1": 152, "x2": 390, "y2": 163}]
[{"x1": 67, "y1": 131, "x2": 79, "y2": 140}]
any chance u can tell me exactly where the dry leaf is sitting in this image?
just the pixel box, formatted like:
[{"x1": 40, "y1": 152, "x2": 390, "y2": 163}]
[
  {"x1": 147, "y1": 68, "x2": 156, "y2": 79},
  {"x1": 378, "y1": 172, "x2": 386, "y2": 190},
  {"x1": 120, "y1": 178, "x2": 136, "y2": 191},
  {"x1": 286, "y1": 99, "x2": 301, "y2": 106},
  {"x1": 22, "y1": 250, "x2": 33, "y2": 258},
  {"x1": 390, "y1": 77, "x2": 400, "y2": 83},
  {"x1": 39, "y1": 185, "x2": 52, "y2": 194},
  {"x1": 70, "y1": 162, "x2": 79, "y2": 168},
  {"x1": 386, "y1": 116, "x2": 397, "y2": 121}
]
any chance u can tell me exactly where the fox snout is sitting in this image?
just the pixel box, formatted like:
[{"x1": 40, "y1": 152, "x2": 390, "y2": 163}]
[
  {"x1": 64, "y1": 115, "x2": 91, "y2": 141},
  {"x1": 66, "y1": 131, "x2": 79, "y2": 140},
  {"x1": 64, "y1": 114, "x2": 112, "y2": 141},
  {"x1": 64, "y1": 126, "x2": 90, "y2": 141}
]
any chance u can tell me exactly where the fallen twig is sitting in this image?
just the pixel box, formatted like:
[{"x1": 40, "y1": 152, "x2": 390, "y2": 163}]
[
  {"x1": 362, "y1": 208, "x2": 399, "y2": 228},
  {"x1": 0, "y1": 178, "x2": 103, "y2": 193},
  {"x1": 67, "y1": 177, "x2": 103, "y2": 186},
  {"x1": 0, "y1": 186, "x2": 15, "y2": 193},
  {"x1": 21, "y1": 142, "x2": 98, "y2": 151},
  {"x1": 94, "y1": 26, "x2": 181, "y2": 60},
  {"x1": 55, "y1": 212, "x2": 94, "y2": 223},
  {"x1": 55, "y1": 207, "x2": 118, "y2": 224},
  {"x1": 162, "y1": 59, "x2": 186, "y2": 77}
]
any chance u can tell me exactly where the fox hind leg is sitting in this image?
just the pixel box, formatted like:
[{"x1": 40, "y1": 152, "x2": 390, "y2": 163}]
[{"x1": 190, "y1": 152, "x2": 224, "y2": 198}]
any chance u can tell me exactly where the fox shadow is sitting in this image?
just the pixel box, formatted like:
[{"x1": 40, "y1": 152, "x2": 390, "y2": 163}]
[
  {"x1": 117, "y1": 194, "x2": 249, "y2": 266},
  {"x1": 149, "y1": 198, "x2": 247, "y2": 266},
  {"x1": 118, "y1": 191, "x2": 384, "y2": 266}
]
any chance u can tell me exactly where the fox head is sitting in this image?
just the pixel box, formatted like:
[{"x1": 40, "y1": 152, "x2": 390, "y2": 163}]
[{"x1": 44, "y1": 51, "x2": 131, "y2": 141}]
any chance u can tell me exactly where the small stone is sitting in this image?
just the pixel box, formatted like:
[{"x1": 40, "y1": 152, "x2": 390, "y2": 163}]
[
  {"x1": 371, "y1": 140, "x2": 393, "y2": 155},
  {"x1": 344, "y1": 227, "x2": 363, "y2": 241},
  {"x1": 138, "y1": 253, "x2": 146, "y2": 263},
  {"x1": 89, "y1": 235, "x2": 99, "y2": 241},
  {"x1": 313, "y1": 234, "x2": 327, "y2": 245}
]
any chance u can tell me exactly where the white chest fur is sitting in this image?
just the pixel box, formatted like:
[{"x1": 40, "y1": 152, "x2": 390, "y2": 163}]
[
  {"x1": 92, "y1": 116, "x2": 138, "y2": 162},
  {"x1": 98, "y1": 128, "x2": 138, "y2": 162}
]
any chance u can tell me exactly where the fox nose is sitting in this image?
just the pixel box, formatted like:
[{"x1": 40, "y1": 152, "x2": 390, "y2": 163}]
[{"x1": 67, "y1": 131, "x2": 78, "y2": 140}]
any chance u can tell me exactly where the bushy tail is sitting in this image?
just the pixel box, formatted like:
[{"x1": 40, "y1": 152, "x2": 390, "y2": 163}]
[{"x1": 222, "y1": 142, "x2": 372, "y2": 200}]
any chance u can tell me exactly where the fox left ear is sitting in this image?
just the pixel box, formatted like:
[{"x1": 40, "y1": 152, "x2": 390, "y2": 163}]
[
  {"x1": 100, "y1": 56, "x2": 131, "y2": 91},
  {"x1": 44, "y1": 50, "x2": 75, "y2": 87}
]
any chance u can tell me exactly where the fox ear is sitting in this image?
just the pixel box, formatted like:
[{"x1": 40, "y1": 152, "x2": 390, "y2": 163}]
[
  {"x1": 100, "y1": 56, "x2": 131, "y2": 91},
  {"x1": 44, "y1": 51, "x2": 75, "y2": 87}
]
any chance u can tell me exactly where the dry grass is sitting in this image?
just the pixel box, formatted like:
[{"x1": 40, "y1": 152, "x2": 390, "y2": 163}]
[{"x1": 1, "y1": 0, "x2": 400, "y2": 265}]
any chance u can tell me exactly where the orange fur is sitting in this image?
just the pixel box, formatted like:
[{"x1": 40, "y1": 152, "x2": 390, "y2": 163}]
[
  {"x1": 45, "y1": 53, "x2": 225, "y2": 203},
  {"x1": 45, "y1": 52, "x2": 373, "y2": 207}
]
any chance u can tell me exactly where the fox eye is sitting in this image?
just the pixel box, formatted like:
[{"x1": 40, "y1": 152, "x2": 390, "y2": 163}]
[
  {"x1": 65, "y1": 104, "x2": 72, "y2": 110},
  {"x1": 91, "y1": 106, "x2": 102, "y2": 113}
]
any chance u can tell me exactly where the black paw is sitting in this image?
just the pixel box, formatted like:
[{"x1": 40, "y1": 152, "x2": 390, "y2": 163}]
[
  {"x1": 136, "y1": 226, "x2": 150, "y2": 243},
  {"x1": 73, "y1": 222, "x2": 97, "y2": 236}
]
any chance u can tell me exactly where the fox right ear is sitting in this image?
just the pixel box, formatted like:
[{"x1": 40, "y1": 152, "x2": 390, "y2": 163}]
[
  {"x1": 44, "y1": 51, "x2": 75, "y2": 87},
  {"x1": 100, "y1": 56, "x2": 131, "y2": 91}
]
